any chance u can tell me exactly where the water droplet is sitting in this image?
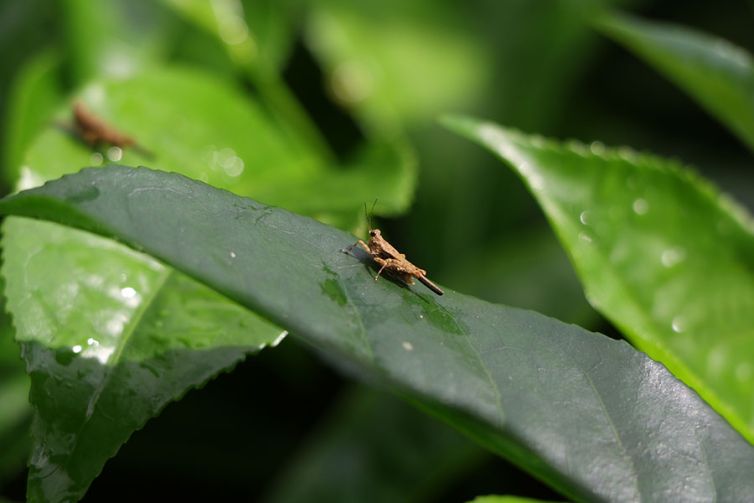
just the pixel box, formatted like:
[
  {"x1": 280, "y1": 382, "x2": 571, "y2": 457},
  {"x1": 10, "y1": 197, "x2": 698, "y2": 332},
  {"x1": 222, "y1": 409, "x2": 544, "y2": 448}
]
[
  {"x1": 402, "y1": 341, "x2": 414, "y2": 351},
  {"x1": 418, "y1": 314, "x2": 424, "y2": 319},
  {"x1": 661, "y1": 247, "x2": 686, "y2": 268},
  {"x1": 107, "y1": 146, "x2": 123, "y2": 162},
  {"x1": 106, "y1": 318, "x2": 125, "y2": 336},
  {"x1": 120, "y1": 287, "x2": 136, "y2": 299},
  {"x1": 210, "y1": 147, "x2": 245, "y2": 177},
  {"x1": 579, "y1": 211, "x2": 591, "y2": 225},
  {"x1": 72, "y1": 345, "x2": 83, "y2": 354},
  {"x1": 86, "y1": 338, "x2": 99, "y2": 347},
  {"x1": 671, "y1": 316, "x2": 685, "y2": 333},
  {"x1": 632, "y1": 198, "x2": 649, "y2": 215},
  {"x1": 90, "y1": 152, "x2": 104, "y2": 165},
  {"x1": 578, "y1": 232, "x2": 592, "y2": 243},
  {"x1": 589, "y1": 141, "x2": 606, "y2": 155},
  {"x1": 229, "y1": 251, "x2": 237, "y2": 258}
]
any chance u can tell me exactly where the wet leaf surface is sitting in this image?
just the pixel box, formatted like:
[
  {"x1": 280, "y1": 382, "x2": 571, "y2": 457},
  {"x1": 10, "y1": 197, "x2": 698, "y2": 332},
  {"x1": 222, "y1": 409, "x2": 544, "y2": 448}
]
[{"x1": 3, "y1": 166, "x2": 754, "y2": 502}]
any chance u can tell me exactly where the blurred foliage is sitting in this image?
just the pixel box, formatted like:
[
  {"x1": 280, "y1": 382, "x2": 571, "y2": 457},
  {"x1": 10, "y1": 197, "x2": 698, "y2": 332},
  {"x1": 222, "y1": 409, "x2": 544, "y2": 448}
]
[{"x1": 1, "y1": 0, "x2": 754, "y2": 501}]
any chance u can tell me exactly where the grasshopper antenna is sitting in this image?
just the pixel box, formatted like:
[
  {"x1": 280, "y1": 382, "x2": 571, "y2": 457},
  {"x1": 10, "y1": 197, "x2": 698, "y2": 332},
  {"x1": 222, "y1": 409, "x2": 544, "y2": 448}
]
[
  {"x1": 368, "y1": 198, "x2": 378, "y2": 230},
  {"x1": 364, "y1": 199, "x2": 378, "y2": 231}
]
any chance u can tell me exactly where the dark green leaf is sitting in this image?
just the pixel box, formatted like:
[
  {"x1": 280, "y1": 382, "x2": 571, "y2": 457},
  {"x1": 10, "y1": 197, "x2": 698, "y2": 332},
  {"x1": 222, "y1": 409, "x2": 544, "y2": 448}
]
[
  {"x1": 4, "y1": 165, "x2": 754, "y2": 501},
  {"x1": 445, "y1": 116, "x2": 754, "y2": 444},
  {"x1": 596, "y1": 12, "x2": 754, "y2": 153}
]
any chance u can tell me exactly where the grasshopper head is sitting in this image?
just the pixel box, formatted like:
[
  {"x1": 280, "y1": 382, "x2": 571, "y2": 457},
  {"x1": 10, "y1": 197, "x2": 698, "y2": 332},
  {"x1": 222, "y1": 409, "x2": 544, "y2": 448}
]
[{"x1": 368, "y1": 229, "x2": 381, "y2": 238}]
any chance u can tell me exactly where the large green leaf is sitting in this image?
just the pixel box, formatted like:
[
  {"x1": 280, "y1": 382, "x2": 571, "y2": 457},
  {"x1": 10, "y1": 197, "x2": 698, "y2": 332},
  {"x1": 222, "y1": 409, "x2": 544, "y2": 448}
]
[
  {"x1": 4, "y1": 64, "x2": 414, "y2": 500},
  {"x1": 2, "y1": 50, "x2": 63, "y2": 180},
  {"x1": 2, "y1": 217, "x2": 285, "y2": 502},
  {"x1": 17, "y1": 66, "x2": 413, "y2": 214},
  {"x1": 596, "y1": 12, "x2": 754, "y2": 153},
  {"x1": 4, "y1": 166, "x2": 754, "y2": 501},
  {"x1": 445, "y1": 116, "x2": 754, "y2": 444}
]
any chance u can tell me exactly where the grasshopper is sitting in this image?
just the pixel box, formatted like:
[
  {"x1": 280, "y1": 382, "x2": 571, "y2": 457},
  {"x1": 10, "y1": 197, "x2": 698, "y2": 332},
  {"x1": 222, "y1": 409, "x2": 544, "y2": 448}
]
[
  {"x1": 345, "y1": 206, "x2": 444, "y2": 295},
  {"x1": 69, "y1": 101, "x2": 153, "y2": 157}
]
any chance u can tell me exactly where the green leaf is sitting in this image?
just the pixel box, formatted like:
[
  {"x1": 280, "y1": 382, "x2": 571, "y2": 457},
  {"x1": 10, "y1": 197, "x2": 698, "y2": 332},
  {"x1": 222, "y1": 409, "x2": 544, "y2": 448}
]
[
  {"x1": 4, "y1": 165, "x2": 754, "y2": 501},
  {"x1": 162, "y1": 0, "x2": 297, "y2": 78},
  {"x1": 2, "y1": 50, "x2": 63, "y2": 181},
  {"x1": 596, "y1": 12, "x2": 754, "y2": 153},
  {"x1": 264, "y1": 386, "x2": 483, "y2": 503},
  {"x1": 2, "y1": 217, "x2": 285, "y2": 502},
  {"x1": 19, "y1": 66, "x2": 414, "y2": 216},
  {"x1": 445, "y1": 116, "x2": 754, "y2": 444},
  {"x1": 0, "y1": 289, "x2": 30, "y2": 486},
  {"x1": 62, "y1": 0, "x2": 177, "y2": 83},
  {"x1": 305, "y1": 0, "x2": 488, "y2": 133},
  {"x1": 162, "y1": 0, "x2": 333, "y2": 161}
]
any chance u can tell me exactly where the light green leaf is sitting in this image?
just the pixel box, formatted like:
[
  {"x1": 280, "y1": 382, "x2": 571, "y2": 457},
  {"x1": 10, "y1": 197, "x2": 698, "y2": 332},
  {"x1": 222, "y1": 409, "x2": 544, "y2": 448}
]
[
  {"x1": 2, "y1": 50, "x2": 63, "y2": 181},
  {"x1": 4, "y1": 165, "x2": 754, "y2": 501},
  {"x1": 596, "y1": 12, "x2": 754, "y2": 153},
  {"x1": 305, "y1": 0, "x2": 488, "y2": 133},
  {"x1": 62, "y1": 0, "x2": 177, "y2": 83},
  {"x1": 445, "y1": 116, "x2": 754, "y2": 443},
  {"x1": 18, "y1": 66, "x2": 413, "y2": 216},
  {"x1": 2, "y1": 216, "x2": 285, "y2": 502},
  {"x1": 162, "y1": 0, "x2": 297, "y2": 78}
]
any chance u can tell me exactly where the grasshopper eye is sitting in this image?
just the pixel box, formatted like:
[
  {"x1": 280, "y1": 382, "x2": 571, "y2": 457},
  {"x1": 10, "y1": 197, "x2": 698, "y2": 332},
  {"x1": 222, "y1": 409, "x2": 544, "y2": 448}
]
[{"x1": 369, "y1": 230, "x2": 376, "y2": 237}]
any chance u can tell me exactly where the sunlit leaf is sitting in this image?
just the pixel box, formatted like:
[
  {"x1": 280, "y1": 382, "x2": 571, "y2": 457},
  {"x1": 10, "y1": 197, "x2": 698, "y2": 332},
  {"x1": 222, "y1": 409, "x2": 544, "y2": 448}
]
[{"x1": 446, "y1": 115, "x2": 754, "y2": 443}]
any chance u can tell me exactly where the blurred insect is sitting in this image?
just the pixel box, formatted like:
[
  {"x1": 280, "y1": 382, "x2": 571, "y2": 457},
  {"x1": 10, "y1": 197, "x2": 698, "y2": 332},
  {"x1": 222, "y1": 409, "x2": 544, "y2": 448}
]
[
  {"x1": 62, "y1": 102, "x2": 153, "y2": 157},
  {"x1": 344, "y1": 202, "x2": 444, "y2": 295}
]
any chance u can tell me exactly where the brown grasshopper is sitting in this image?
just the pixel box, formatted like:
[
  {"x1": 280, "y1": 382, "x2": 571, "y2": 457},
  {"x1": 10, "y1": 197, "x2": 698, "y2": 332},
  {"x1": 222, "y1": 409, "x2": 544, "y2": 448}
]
[
  {"x1": 68, "y1": 101, "x2": 153, "y2": 157},
  {"x1": 346, "y1": 215, "x2": 444, "y2": 295}
]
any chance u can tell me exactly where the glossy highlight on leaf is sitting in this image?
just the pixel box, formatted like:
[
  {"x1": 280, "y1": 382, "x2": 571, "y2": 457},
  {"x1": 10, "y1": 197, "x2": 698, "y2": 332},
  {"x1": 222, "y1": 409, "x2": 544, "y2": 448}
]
[
  {"x1": 445, "y1": 115, "x2": 754, "y2": 444},
  {"x1": 3, "y1": 166, "x2": 754, "y2": 502}
]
